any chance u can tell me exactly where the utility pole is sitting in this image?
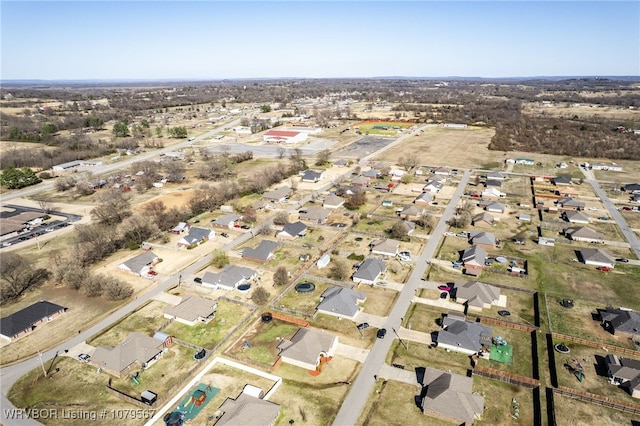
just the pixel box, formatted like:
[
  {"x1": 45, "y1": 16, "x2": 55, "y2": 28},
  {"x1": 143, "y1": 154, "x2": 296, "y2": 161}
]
[
  {"x1": 38, "y1": 351, "x2": 47, "y2": 377},
  {"x1": 392, "y1": 327, "x2": 408, "y2": 350}
]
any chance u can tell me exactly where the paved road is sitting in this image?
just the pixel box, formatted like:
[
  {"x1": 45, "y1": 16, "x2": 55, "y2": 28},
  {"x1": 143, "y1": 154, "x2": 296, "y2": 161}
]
[{"x1": 332, "y1": 169, "x2": 471, "y2": 426}]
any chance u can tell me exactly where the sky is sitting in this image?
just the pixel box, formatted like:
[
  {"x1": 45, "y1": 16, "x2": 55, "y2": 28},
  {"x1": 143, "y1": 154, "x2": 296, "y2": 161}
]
[{"x1": 1, "y1": 1, "x2": 639, "y2": 80}]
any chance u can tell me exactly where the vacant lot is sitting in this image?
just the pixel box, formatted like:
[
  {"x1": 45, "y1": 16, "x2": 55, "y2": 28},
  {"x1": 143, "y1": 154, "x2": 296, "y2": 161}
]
[
  {"x1": 227, "y1": 318, "x2": 299, "y2": 368},
  {"x1": 87, "y1": 301, "x2": 169, "y2": 347},
  {"x1": 553, "y1": 391, "x2": 640, "y2": 426}
]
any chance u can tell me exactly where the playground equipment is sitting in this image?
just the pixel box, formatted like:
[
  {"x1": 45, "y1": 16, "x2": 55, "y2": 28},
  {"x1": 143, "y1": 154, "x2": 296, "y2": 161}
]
[
  {"x1": 564, "y1": 358, "x2": 584, "y2": 382},
  {"x1": 554, "y1": 343, "x2": 570, "y2": 354},
  {"x1": 493, "y1": 336, "x2": 508, "y2": 346},
  {"x1": 243, "y1": 339, "x2": 252, "y2": 349},
  {"x1": 511, "y1": 398, "x2": 520, "y2": 419},
  {"x1": 132, "y1": 371, "x2": 140, "y2": 385}
]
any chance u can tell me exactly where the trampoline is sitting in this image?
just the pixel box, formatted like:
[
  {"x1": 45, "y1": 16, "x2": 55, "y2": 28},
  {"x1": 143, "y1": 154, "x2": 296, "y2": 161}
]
[
  {"x1": 295, "y1": 281, "x2": 316, "y2": 293},
  {"x1": 237, "y1": 284, "x2": 251, "y2": 292}
]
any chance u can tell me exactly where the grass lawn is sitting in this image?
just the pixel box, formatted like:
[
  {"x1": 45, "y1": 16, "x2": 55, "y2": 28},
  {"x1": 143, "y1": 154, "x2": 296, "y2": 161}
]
[
  {"x1": 276, "y1": 280, "x2": 329, "y2": 315},
  {"x1": 553, "y1": 391, "x2": 640, "y2": 426},
  {"x1": 389, "y1": 340, "x2": 471, "y2": 377},
  {"x1": 477, "y1": 326, "x2": 534, "y2": 378},
  {"x1": 358, "y1": 285, "x2": 399, "y2": 316},
  {"x1": 227, "y1": 318, "x2": 299, "y2": 367},
  {"x1": 87, "y1": 301, "x2": 169, "y2": 347},
  {"x1": 162, "y1": 298, "x2": 254, "y2": 349},
  {"x1": 356, "y1": 380, "x2": 429, "y2": 426},
  {"x1": 473, "y1": 376, "x2": 535, "y2": 425},
  {"x1": 309, "y1": 313, "x2": 377, "y2": 348},
  {"x1": 404, "y1": 303, "x2": 448, "y2": 334}
]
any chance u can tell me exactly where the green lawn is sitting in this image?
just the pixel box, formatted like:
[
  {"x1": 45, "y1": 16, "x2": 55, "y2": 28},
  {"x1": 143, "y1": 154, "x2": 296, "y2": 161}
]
[{"x1": 87, "y1": 301, "x2": 169, "y2": 347}]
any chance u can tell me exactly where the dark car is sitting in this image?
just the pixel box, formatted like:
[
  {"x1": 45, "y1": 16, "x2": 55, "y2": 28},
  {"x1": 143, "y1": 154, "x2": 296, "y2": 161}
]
[
  {"x1": 221, "y1": 232, "x2": 229, "y2": 238},
  {"x1": 376, "y1": 328, "x2": 387, "y2": 339},
  {"x1": 241, "y1": 225, "x2": 250, "y2": 229},
  {"x1": 616, "y1": 258, "x2": 629, "y2": 263},
  {"x1": 194, "y1": 277, "x2": 202, "y2": 283},
  {"x1": 357, "y1": 322, "x2": 369, "y2": 330},
  {"x1": 498, "y1": 310, "x2": 511, "y2": 317},
  {"x1": 440, "y1": 292, "x2": 448, "y2": 299}
]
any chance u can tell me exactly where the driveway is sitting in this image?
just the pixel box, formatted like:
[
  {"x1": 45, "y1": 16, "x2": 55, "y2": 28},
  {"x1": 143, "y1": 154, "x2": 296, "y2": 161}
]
[
  {"x1": 153, "y1": 292, "x2": 183, "y2": 305},
  {"x1": 412, "y1": 295, "x2": 465, "y2": 312},
  {"x1": 378, "y1": 363, "x2": 421, "y2": 386},
  {"x1": 396, "y1": 327, "x2": 431, "y2": 345},
  {"x1": 334, "y1": 343, "x2": 370, "y2": 363},
  {"x1": 354, "y1": 312, "x2": 387, "y2": 328}
]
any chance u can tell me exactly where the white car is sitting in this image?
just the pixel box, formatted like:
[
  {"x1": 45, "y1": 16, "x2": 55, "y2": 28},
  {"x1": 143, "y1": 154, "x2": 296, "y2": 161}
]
[
  {"x1": 398, "y1": 251, "x2": 412, "y2": 262},
  {"x1": 2, "y1": 241, "x2": 12, "y2": 247}
]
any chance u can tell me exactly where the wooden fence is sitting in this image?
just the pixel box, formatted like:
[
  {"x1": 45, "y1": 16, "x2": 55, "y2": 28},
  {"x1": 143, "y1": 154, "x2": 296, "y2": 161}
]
[
  {"x1": 105, "y1": 385, "x2": 152, "y2": 409},
  {"x1": 473, "y1": 365, "x2": 540, "y2": 389},
  {"x1": 470, "y1": 314, "x2": 538, "y2": 332},
  {"x1": 551, "y1": 332, "x2": 640, "y2": 357},
  {"x1": 553, "y1": 386, "x2": 640, "y2": 415},
  {"x1": 270, "y1": 311, "x2": 309, "y2": 327}
]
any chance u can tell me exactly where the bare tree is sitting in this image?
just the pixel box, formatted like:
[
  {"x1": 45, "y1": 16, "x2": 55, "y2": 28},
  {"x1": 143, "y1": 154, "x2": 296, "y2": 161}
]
[
  {"x1": 273, "y1": 211, "x2": 289, "y2": 226},
  {"x1": 329, "y1": 259, "x2": 350, "y2": 280},
  {"x1": 273, "y1": 266, "x2": 289, "y2": 286},
  {"x1": 34, "y1": 195, "x2": 53, "y2": 213},
  {"x1": 90, "y1": 190, "x2": 132, "y2": 225},
  {"x1": 0, "y1": 253, "x2": 50, "y2": 303}
]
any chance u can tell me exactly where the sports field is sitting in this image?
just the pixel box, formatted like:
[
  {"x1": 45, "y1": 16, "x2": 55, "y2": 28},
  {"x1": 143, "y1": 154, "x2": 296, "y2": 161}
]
[{"x1": 355, "y1": 120, "x2": 416, "y2": 136}]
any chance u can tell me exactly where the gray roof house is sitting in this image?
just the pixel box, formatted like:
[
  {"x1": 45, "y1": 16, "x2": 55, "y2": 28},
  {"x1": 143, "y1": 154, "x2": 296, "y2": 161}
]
[
  {"x1": 299, "y1": 206, "x2": 330, "y2": 224},
  {"x1": 486, "y1": 171, "x2": 507, "y2": 180},
  {"x1": 301, "y1": 170, "x2": 323, "y2": 183},
  {"x1": 277, "y1": 328, "x2": 338, "y2": 371},
  {"x1": 414, "y1": 192, "x2": 434, "y2": 205},
  {"x1": 351, "y1": 176, "x2": 370, "y2": 187},
  {"x1": 0, "y1": 301, "x2": 67, "y2": 342},
  {"x1": 564, "y1": 226, "x2": 604, "y2": 243},
  {"x1": 420, "y1": 368, "x2": 485, "y2": 424},
  {"x1": 262, "y1": 186, "x2": 291, "y2": 203},
  {"x1": 352, "y1": 258, "x2": 387, "y2": 285},
  {"x1": 177, "y1": 227, "x2": 215, "y2": 248},
  {"x1": 606, "y1": 354, "x2": 640, "y2": 399},
  {"x1": 323, "y1": 194, "x2": 345, "y2": 209},
  {"x1": 242, "y1": 240, "x2": 279, "y2": 263},
  {"x1": 437, "y1": 314, "x2": 493, "y2": 355},
  {"x1": 202, "y1": 265, "x2": 256, "y2": 290},
  {"x1": 370, "y1": 238, "x2": 400, "y2": 257},
  {"x1": 91, "y1": 332, "x2": 167, "y2": 377},
  {"x1": 163, "y1": 296, "x2": 217, "y2": 326},
  {"x1": 578, "y1": 247, "x2": 615, "y2": 268},
  {"x1": 400, "y1": 205, "x2": 425, "y2": 220},
  {"x1": 317, "y1": 286, "x2": 366, "y2": 320},
  {"x1": 455, "y1": 281, "x2": 502, "y2": 312},
  {"x1": 557, "y1": 197, "x2": 585, "y2": 210},
  {"x1": 424, "y1": 181, "x2": 443, "y2": 193},
  {"x1": 600, "y1": 307, "x2": 640, "y2": 339},
  {"x1": 362, "y1": 169, "x2": 380, "y2": 179},
  {"x1": 461, "y1": 245, "x2": 487, "y2": 276},
  {"x1": 216, "y1": 389, "x2": 281, "y2": 426},
  {"x1": 472, "y1": 212, "x2": 495, "y2": 227},
  {"x1": 563, "y1": 210, "x2": 590, "y2": 224},
  {"x1": 553, "y1": 176, "x2": 573, "y2": 186},
  {"x1": 468, "y1": 231, "x2": 496, "y2": 248},
  {"x1": 212, "y1": 213, "x2": 242, "y2": 229},
  {"x1": 277, "y1": 221, "x2": 308, "y2": 240},
  {"x1": 482, "y1": 201, "x2": 505, "y2": 213},
  {"x1": 118, "y1": 251, "x2": 159, "y2": 276},
  {"x1": 485, "y1": 179, "x2": 502, "y2": 188}
]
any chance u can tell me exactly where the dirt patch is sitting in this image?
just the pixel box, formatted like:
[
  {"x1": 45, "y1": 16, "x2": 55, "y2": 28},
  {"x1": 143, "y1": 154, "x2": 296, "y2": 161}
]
[{"x1": 135, "y1": 188, "x2": 195, "y2": 212}]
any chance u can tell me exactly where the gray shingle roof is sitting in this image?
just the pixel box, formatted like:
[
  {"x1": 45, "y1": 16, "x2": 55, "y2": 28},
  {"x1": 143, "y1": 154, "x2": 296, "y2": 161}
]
[
  {"x1": 438, "y1": 317, "x2": 492, "y2": 353},
  {"x1": 317, "y1": 287, "x2": 366, "y2": 317},
  {"x1": 279, "y1": 221, "x2": 307, "y2": 238},
  {"x1": 601, "y1": 308, "x2": 640, "y2": 336},
  {"x1": 217, "y1": 392, "x2": 281, "y2": 426},
  {"x1": 277, "y1": 328, "x2": 337, "y2": 366},
  {"x1": 0, "y1": 301, "x2": 66, "y2": 338},
  {"x1": 163, "y1": 296, "x2": 217, "y2": 323},
  {"x1": 353, "y1": 258, "x2": 387, "y2": 282},
  {"x1": 121, "y1": 251, "x2": 158, "y2": 274},
  {"x1": 202, "y1": 265, "x2": 256, "y2": 289},
  {"x1": 242, "y1": 240, "x2": 279, "y2": 262}
]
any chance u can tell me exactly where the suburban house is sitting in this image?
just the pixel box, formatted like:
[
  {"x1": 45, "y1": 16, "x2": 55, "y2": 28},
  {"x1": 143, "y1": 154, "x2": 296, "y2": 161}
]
[
  {"x1": 468, "y1": 231, "x2": 496, "y2": 248},
  {"x1": 552, "y1": 176, "x2": 572, "y2": 186},
  {"x1": 563, "y1": 210, "x2": 590, "y2": 224},
  {"x1": 414, "y1": 192, "x2": 434, "y2": 205},
  {"x1": 301, "y1": 170, "x2": 323, "y2": 183},
  {"x1": 472, "y1": 212, "x2": 495, "y2": 227},
  {"x1": 0, "y1": 301, "x2": 67, "y2": 342},
  {"x1": 277, "y1": 328, "x2": 338, "y2": 371},
  {"x1": 352, "y1": 258, "x2": 387, "y2": 285},
  {"x1": 424, "y1": 181, "x2": 443, "y2": 193},
  {"x1": 399, "y1": 220, "x2": 415, "y2": 236},
  {"x1": 557, "y1": 186, "x2": 580, "y2": 198},
  {"x1": 564, "y1": 226, "x2": 604, "y2": 243},
  {"x1": 171, "y1": 222, "x2": 190, "y2": 234},
  {"x1": 600, "y1": 307, "x2": 640, "y2": 339},
  {"x1": 277, "y1": 221, "x2": 308, "y2": 240},
  {"x1": 362, "y1": 169, "x2": 380, "y2": 179},
  {"x1": 578, "y1": 247, "x2": 615, "y2": 268},
  {"x1": 242, "y1": 240, "x2": 279, "y2": 263},
  {"x1": 454, "y1": 281, "x2": 504, "y2": 312},
  {"x1": 370, "y1": 238, "x2": 400, "y2": 257},
  {"x1": 437, "y1": 313, "x2": 493, "y2": 355},
  {"x1": 592, "y1": 162, "x2": 623, "y2": 172},
  {"x1": 605, "y1": 354, "x2": 640, "y2": 399},
  {"x1": 299, "y1": 206, "x2": 330, "y2": 224},
  {"x1": 420, "y1": 368, "x2": 485, "y2": 425},
  {"x1": 177, "y1": 227, "x2": 215, "y2": 248},
  {"x1": 434, "y1": 166, "x2": 450, "y2": 176},
  {"x1": 399, "y1": 205, "x2": 425, "y2": 221},
  {"x1": 623, "y1": 183, "x2": 640, "y2": 193},
  {"x1": 351, "y1": 176, "x2": 370, "y2": 187},
  {"x1": 211, "y1": 213, "x2": 243, "y2": 229},
  {"x1": 333, "y1": 158, "x2": 349, "y2": 167},
  {"x1": 481, "y1": 187, "x2": 506, "y2": 199},
  {"x1": 216, "y1": 387, "x2": 281, "y2": 426},
  {"x1": 316, "y1": 286, "x2": 367, "y2": 320},
  {"x1": 461, "y1": 245, "x2": 487, "y2": 277},
  {"x1": 484, "y1": 179, "x2": 502, "y2": 188},
  {"x1": 323, "y1": 195, "x2": 345, "y2": 209},
  {"x1": 118, "y1": 251, "x2": 159, "y2": 276},
  {"x1": 515, "y1": 158, "x2": 535, "y2": 165},
  {"x1": 482, "y1": 201, "x2": 505, "y2": 213},
  {"x1": 92, "y1": 332, "x2": 169, "y2": 377},
  {"x1": 262, "y1": 186, "x2": 291, "y2": 203},
  {"x1": 263, "y1": 129, "x2": 307, "y2": 144},
  {"x1": 556, "y1": 197, "x2": 585, "y2": 211},
  {"x1": 202, "y1": 265, "x2": 256, "y2": 290},
  {"x1": 163, "y1": 296, "x2": 217, "y2": 326},
  {"x1": 486, "y1": 171, "x2": 506, "y2": 180}
]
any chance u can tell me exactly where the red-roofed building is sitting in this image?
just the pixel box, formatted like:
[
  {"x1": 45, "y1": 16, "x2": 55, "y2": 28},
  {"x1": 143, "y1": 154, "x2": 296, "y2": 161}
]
[{"x1": 263, "y1": 129, "x2": 308, "y2": 144}]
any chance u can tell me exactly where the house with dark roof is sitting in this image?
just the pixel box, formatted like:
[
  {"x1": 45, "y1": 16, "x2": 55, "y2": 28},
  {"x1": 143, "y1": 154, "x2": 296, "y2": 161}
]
[
  {"x1": 461, "y1": 245, "x2": 487, "y2": 277},
  {"x1": 216, "y1": 388, "x2": 281, "y2": 426},
  {"x1": 563, "y1": 210, "x2": 590, "y2": 224},
  {"x1": 242, "y1": 240, "x2": 279, "y2": 263},
  {"x1": 552, "y1": 176, "x2": 573, "y2": 186},
  {"x1": 468, "y1": 231, "x2": 496, "y2": 248},
  {"x1": 578, "y1": 247, "x2": 615, "y2": 268},
  {"x1": 564, "y1": 226, "x2": 603, "y2": 243},
  {"x1": 277, "y1": 221, "x2": 308, "y2": 240},
  {"x1": 352, "y1": 258, "x2": 387, "y2": 285},
  {"x1": 482, "y1": 201, "x2": 505, "y2": 213},
  {"x1": 600, "y1": 307, "x2": 640, "y2": 339},
  {"x1": 605, "y1": 354, "x2": 640, "y2": 399},
  {"x1": 437, "y1": 313, "x2": 492, "y2": 355},
  {"x1": 0, "y1": 301, "x2": 67, "y2": 342},
  {"x1": 623, "y1": 183, "x2": 640, "y2": 193},
  {"x1": 420, "y1": 368, "x2": 485, "y2": 425},
  {"x1": 211, "y1": 213, "x2": 242, "y2": 229},
  {"x1": 163, "y1": 296, "x2": 217, "y2": 326},
  {"x1": 301, "y1": 170, "x2": 323, "y2": 183},
  {"x1": 486, "y1": 171, "x2": 506, "y2": 180},
  {"x1": 262, "y1": 186, "x2": 291, "y2": 203},
  {"x1": 118, "y1": 251, "x2": 159, "y2": 276},
  {"x1": 332, "y1": 158, "x2": 349, "y2": 167},
  {"x1": 362, "y1": 169, "x2": 380, "y2": 179},
  {"x1": 485, "y1": 179, "x2": 502, "y2": 188},
  {"x1": 177, "y1": 227, "x2": 215, "y2": 248},
  {"x1": 202, "y1": 265, "x2": 256, "y2": 290},
  {"x1": 317, "y1": 287, "x2": 366, "y2": 320},
  {"x1": 557, "y1": 197, "x2": 585, "y2": 211},
  {"x1": 277, "y1": 328, "x2": 338, "y2": 371},
  {"x1": 91, "y1": 332, "x2": 168, "y2": 377},
  {"x1": 454, "y1": 281, "x2": 503, "y2": 312},
  {"x1": 399, "y1": 205, "x2": 425, "y2": 221}
]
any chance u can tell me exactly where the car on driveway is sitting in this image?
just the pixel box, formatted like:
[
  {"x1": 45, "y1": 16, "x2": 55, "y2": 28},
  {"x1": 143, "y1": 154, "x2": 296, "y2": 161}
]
[
  {"x1": 398, "y1": 251, "x2": 412, "y2": 262},
  {"x1": 78, "y1": 353, "x2": 90, "y2": 363},
  {"x1": 616, "y1": 258, "x2": 629, "y2": 263},
  {"x1": 194, "y1": 277, "x2": 202, "y2": 283},
  {"x1": 376, "y1": 328, "x2": 387, "y2": 339},
  {"x1": 439, "y1": 292, "x2": 448, "y2": 299},
  {"x1": 357, "y1": 322, "x2": 369, "y2": 330}
]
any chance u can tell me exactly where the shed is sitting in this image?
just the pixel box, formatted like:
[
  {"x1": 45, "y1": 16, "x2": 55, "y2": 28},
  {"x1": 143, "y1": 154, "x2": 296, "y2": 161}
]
[
  {"x1": 141, "y1": 390, "x2": 157, "y2": 405},
  {"x1": 317, "y1": 254, "x2": 330, "y2": 269}
]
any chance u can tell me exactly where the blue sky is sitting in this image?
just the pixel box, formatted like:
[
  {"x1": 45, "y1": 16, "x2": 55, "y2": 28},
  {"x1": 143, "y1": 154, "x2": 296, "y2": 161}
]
[{"x1": 1, "y1": 1, "x2": 639, "y2": 80}]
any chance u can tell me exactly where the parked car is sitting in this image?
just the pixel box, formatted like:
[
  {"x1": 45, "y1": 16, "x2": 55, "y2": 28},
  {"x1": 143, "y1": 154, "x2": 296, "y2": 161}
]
[
  {"x1": 221, "y1": 232, "x2": 229, "y2": 238},
  {"x1": 45, "y1": 227, "x2": 55, "y2": 232},
  {"x1": 438, "y1": 285, "x2": 452, "y2": 291},
  {"x1": 439, "y1": 292, "x2": 448, "y2": 299},
  {"x1": 2, "y1": 241, "x2": 12, "y2": 247},
  {"x1": 78, "y1": 353, "x2": 90, "y2": 363},
  {"x1": 357, "y1": 322, "x2": 369, "y2": 330},
  {"x1": 194, "y1": 277, "x2": 202, "y2": 283},
  {"x1": 376, "y1": 328, "x2": 387, "y2": 339},
  {"x1": 240, "y1": 225, "x2": 251, "y2": 230},
  {"x1": 398, "y1": 251, "x2": 412, "y2": 262},
  {"x1": 616, "y1": 258, "x2": 630, "y2": 263},
  {"x1": 498, "y1": 310, "x2": 511, "y2": 317},
  {"x1": 597, "y1": 266, "x2": 612, "y2": 272}
]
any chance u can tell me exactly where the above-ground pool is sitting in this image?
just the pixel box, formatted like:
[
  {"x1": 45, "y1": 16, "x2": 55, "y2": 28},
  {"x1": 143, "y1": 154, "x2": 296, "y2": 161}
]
[
  {"x1": 237, "y1": 284, "x2": 251, "y2": 292},
  {"x1": 295, "y1": 281, "x2": 316, "y2": 293}
]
